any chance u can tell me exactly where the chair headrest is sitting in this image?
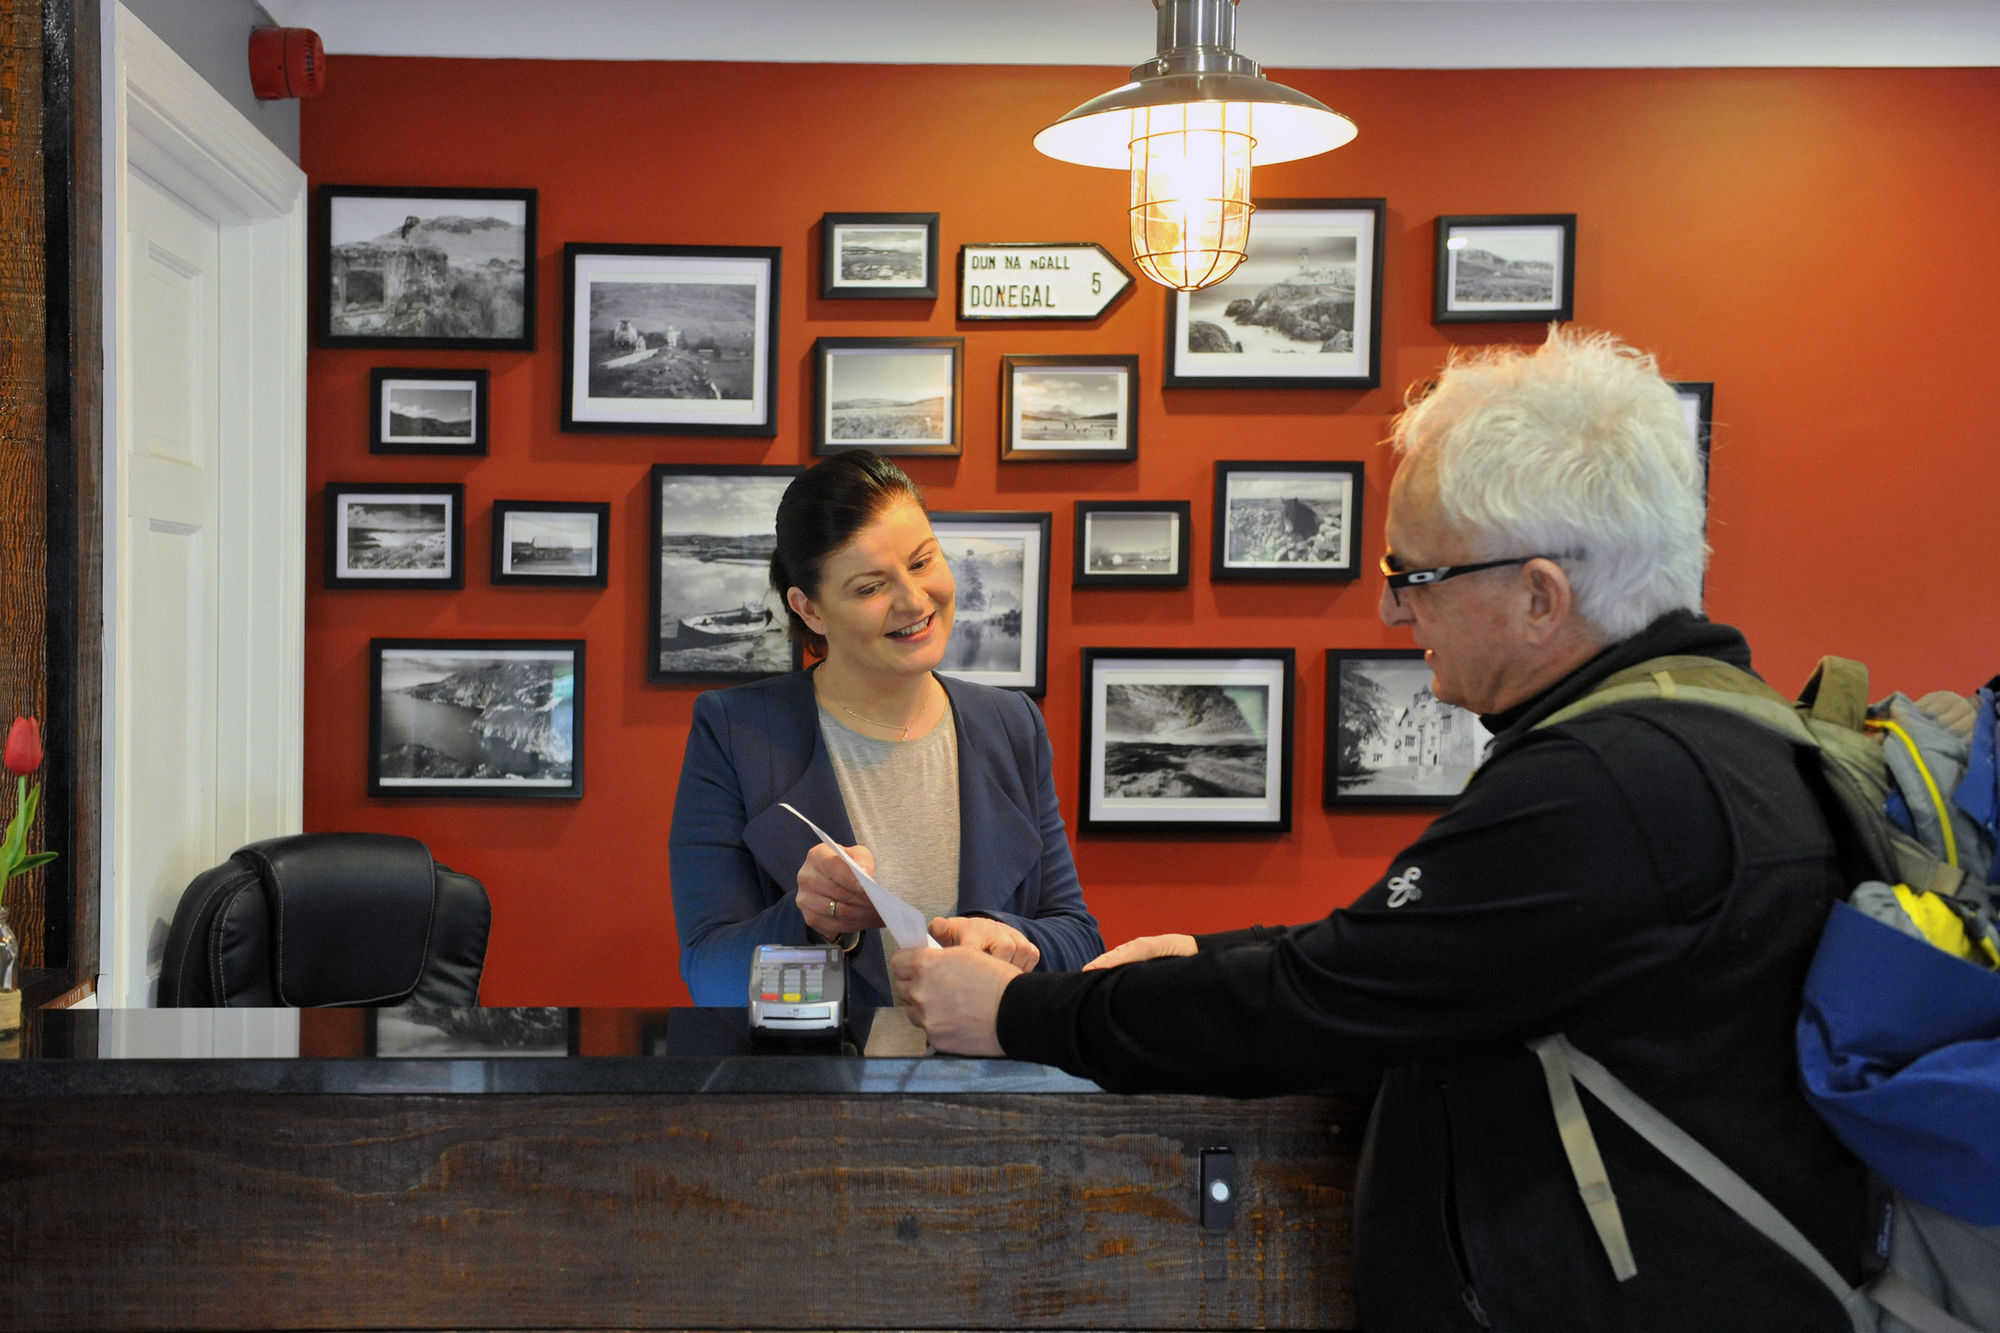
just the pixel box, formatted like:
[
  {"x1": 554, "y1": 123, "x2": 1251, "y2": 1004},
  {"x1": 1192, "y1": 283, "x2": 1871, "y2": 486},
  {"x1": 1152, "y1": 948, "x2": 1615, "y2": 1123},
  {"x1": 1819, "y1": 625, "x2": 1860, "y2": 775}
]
[{"x1": 238, "y1": 833, "x2": 438, "y2": 1006}]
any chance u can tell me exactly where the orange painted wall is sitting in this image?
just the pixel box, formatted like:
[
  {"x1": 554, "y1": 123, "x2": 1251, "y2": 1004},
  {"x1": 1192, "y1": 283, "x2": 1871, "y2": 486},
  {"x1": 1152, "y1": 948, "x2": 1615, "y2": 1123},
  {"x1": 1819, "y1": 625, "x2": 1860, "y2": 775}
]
[{"x1": 303, "y1": 60, "x2": 2000, "y2": 1006}]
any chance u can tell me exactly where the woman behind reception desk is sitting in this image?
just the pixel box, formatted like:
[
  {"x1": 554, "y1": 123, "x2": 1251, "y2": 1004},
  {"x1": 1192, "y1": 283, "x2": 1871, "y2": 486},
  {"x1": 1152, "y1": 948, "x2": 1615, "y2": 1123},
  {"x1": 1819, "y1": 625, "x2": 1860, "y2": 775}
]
[{"x1": 669, "y1": 451, "x2": 1103, "y2": 1007}]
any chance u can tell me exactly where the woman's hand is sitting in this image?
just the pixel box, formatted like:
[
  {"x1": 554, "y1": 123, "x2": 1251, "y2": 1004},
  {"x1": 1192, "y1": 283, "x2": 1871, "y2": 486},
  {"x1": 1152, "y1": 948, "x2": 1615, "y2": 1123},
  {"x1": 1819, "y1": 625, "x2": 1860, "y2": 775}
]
[
  {"x1": 795, "y1": 842, "x2": 887, "y2": 940},
  {"x1": 930, "y1": 916, "x2": 1041, "y2": 973},
  {"x1": 1082, "y1": 933, "x2": 1198, "y2": 971}
]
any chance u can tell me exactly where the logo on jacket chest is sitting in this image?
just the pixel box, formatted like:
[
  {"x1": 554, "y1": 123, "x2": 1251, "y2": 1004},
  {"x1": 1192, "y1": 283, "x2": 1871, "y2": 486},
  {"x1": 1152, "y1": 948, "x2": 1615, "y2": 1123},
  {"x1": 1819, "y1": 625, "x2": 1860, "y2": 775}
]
[{"x1": 1386, "y1": 866, "x2": 1423, "y2": 908}]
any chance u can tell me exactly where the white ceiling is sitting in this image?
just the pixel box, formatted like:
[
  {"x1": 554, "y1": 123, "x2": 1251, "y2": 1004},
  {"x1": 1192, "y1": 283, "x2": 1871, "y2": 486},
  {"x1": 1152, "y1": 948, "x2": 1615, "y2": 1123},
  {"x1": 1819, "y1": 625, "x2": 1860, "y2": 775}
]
[{"x1": 258, "y1": 0, "x2": 2000, "y2": 69}]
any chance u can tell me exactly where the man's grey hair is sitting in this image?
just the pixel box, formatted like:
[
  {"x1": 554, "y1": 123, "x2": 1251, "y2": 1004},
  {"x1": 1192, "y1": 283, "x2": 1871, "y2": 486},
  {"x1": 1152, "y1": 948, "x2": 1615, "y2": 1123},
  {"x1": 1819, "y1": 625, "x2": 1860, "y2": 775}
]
[{"x1": 1388, "y1": 327, "x2": 1709, "y2": 642}]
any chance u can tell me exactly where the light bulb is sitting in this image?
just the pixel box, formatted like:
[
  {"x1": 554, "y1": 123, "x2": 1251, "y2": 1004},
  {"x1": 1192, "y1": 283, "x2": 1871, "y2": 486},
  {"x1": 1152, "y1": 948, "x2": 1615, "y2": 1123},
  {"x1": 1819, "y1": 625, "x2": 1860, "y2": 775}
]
[{"x1": 1127, "y1": 102, "x2": 1255, "y2": 291}]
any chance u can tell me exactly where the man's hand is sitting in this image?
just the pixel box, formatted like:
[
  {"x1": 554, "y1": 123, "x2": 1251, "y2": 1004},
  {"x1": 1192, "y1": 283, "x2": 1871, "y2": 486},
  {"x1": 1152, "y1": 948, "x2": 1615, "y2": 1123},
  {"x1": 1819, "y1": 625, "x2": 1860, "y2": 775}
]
[
  {"x1": 890, "y1": 945, "x2": 1015, "y2": 1056},
  {"x1": 1082, "y1": 933, "x2": 1198, "y2": 971},
  {"x1": 929, "y1": 916, "x2": 1041, "y2": 973},
  {"x1": 794, "y1": 841, "x2": 887, "y2": 939}
]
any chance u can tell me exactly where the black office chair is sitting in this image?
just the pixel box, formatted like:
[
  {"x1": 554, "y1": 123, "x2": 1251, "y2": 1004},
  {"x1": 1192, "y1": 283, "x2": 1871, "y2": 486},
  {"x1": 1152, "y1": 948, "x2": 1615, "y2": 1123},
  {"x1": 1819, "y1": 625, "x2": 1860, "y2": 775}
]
[{"x1": 158, "y1": 832, "x2": 490, "y2": 1007}]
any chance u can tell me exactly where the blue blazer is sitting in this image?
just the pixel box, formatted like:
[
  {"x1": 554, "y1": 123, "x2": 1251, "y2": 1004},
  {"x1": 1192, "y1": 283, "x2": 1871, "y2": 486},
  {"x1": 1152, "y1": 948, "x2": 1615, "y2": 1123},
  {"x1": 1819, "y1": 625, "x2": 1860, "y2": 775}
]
[{"x1": 669, "y1": 669, "x2": 1104, "y2": 1006}]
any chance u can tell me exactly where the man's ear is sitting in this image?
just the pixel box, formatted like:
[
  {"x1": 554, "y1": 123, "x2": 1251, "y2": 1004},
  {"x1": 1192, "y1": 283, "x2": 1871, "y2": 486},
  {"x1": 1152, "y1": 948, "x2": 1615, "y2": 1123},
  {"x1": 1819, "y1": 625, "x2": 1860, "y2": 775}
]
[
  {"x1": 1520, "y1": 558, "x2": 1575, "y2": 644},
  {"x1": 786, "y1": 586, "x2": 826, "y2": 636}
]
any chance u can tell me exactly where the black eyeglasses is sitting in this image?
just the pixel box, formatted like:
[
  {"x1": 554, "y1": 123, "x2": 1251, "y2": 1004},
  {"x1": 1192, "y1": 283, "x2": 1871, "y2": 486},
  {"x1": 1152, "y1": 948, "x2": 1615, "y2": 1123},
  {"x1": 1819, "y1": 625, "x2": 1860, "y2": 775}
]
[{"x1": 1379, "y1": 551, "x2": 1578, "y2": 605}]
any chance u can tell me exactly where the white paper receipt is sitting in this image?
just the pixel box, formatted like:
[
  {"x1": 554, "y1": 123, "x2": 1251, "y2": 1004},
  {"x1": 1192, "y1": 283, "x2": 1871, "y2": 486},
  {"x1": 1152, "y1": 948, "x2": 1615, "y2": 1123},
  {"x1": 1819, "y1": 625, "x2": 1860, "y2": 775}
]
[{"x1": 779, "y1": 803, "x2": 942, "y2": 951}]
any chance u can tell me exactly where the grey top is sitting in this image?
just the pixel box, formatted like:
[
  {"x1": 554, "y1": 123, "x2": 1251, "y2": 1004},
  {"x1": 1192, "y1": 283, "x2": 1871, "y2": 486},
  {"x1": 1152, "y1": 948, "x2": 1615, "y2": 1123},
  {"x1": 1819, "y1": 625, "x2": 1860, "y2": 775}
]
[{"x1": 818, "y1": 702, "x2": 962, "y2": 933}]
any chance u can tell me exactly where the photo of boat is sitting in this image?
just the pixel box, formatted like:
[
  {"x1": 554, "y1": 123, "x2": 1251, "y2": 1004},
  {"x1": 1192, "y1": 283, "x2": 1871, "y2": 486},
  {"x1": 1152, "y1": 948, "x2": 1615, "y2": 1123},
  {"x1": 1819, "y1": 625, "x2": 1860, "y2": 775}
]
[{"x1": 675, "y1": 605, "x2": 776, "y2": 645}]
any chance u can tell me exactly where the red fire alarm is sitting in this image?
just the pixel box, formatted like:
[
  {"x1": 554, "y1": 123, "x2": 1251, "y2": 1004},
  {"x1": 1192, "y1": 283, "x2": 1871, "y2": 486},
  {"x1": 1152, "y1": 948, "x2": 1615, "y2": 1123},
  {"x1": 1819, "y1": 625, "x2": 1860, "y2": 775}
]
[{"x1": 249, "y1": 26, "x2": 326, "y2": 100}]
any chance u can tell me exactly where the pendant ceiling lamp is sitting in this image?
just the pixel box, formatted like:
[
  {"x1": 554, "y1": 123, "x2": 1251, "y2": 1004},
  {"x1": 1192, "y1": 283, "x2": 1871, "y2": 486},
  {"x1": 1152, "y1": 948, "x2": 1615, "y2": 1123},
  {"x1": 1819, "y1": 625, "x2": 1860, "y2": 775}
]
[{"x1": 1035, "y1": 0, "x2": 1357, "y2": 291}]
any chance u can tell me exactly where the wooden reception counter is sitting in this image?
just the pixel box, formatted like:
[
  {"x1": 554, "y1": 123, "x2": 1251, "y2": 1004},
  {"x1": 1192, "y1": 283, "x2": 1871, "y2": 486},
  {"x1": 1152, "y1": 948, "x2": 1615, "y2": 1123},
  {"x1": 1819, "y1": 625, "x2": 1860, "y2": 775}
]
[{"x1": 0, "y1": 1006, "x2": 1371, "y2": 1332}]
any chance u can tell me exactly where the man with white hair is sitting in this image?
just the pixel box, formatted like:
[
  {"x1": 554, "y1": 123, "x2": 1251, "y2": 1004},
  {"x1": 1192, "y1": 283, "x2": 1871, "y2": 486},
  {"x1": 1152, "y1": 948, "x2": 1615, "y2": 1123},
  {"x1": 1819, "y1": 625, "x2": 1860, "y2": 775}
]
[{"x1": 894, "y1": 329, "x2": 1873, "y2": 1330}]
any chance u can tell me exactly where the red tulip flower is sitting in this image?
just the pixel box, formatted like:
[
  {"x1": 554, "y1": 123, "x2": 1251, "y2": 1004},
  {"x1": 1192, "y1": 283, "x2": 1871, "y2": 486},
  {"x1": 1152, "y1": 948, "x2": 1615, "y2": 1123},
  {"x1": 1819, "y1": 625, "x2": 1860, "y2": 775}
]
[
  {"x1": 2, "y1": 716, "x2": 57, "y2": 906},
  {"x1": 4, "y1": 717, "x2": 42, "y2": 776}
]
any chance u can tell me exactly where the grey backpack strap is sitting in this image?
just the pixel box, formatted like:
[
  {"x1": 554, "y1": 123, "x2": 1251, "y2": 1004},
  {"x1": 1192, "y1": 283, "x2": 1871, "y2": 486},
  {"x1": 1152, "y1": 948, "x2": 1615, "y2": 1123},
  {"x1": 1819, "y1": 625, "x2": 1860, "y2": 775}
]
[
  {"x1": 1529, "y1": 1035, "x2": 1638, "y2": 1280},
  {"x1": 1871, "y1": 1271, "x2": 1988, "y2": 1333},
  {"x1": 1530, "y1": 1034, "x2": 1881, "y2": 1333}
]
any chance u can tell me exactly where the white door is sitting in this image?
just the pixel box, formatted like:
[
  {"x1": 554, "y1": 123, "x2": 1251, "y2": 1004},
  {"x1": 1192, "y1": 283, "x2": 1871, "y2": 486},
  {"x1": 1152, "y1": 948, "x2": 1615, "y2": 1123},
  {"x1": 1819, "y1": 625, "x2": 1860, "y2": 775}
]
[
  {"x1": 111, "y1": 169, "x2": 223, "y2": 1002},
  {"x1": 102, "y1": 6, "x2": 307, "y2": 1007}
]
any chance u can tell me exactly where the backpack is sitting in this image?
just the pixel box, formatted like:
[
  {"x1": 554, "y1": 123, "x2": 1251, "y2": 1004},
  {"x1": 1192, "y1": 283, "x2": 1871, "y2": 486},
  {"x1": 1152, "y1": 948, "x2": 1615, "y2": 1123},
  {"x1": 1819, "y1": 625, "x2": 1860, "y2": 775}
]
[{"x1": 1523, "y1": 655, "x2": 2000, "y2": 1333}]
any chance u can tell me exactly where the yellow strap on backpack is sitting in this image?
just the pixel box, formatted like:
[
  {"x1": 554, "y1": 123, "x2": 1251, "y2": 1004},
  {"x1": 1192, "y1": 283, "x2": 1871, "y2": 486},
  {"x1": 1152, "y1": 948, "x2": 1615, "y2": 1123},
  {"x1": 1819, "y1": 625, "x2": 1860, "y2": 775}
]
[{"x1": 1889, "y1": 884, "x2": 2000, "y2": 968}]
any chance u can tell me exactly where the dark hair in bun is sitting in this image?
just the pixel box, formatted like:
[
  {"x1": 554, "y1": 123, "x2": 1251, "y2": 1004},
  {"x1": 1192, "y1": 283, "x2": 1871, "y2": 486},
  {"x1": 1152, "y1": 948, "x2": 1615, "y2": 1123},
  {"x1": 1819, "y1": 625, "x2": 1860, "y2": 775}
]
[{"x1": 769, "y1": 450, "x2": 924, "y2": 656}]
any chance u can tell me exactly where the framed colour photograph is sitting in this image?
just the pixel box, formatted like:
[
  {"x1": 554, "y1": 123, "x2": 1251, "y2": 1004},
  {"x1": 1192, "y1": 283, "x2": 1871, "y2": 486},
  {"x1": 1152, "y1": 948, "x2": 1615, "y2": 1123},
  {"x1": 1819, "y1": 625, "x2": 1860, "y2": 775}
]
[
  {"x1": 318, "y1": 185, "x2": 535, "y2": 351},
  {"x1": 561, "y1": 243, "x2": 781, "y2": 437},
  {"x1": 370, "y1": 367, "x2": 487, "y2": 455},
  {"x1": 820, "y1": 212, "x2": 939, "y2": 299},
  {"x1": 930, "y1": 511, "x2": 1051, "y2": 696},
  {"x1": 490, "y1": 501, "x2": 610, "y2": 588},
  {"x1": 1325, "y1": 649, "x2": 1492, "y2": 809},
  {"x1": 1433, "y1": 214, "x2": 1576, "y2": 323},
  {"x1": 650, "y1": 464, "x2": 803, "y2": 685},
  {"x1": 1212, "y1": 460, "x2": 1364, "y2": 582},
  {"x1": 1000, "y1": 354, "x2": 1138, "y2": 462},
  {"x1": 1079, "y1": 648, "x2": 1294, "y2": 834},
  {"x1": 1164, "y1": 198, "x2": 1386, "y2": 390},
  {"x1": 1073, "y1": 500, "x2": 1190, "y2": 588},
  {"x1": 369, "y1": 638, "x2": 583, "y2": 798},
  {"x1": 324, "y1": 482, "x2": 465, "y2": 590},
  {"x1": 813, "y1": 336, "x2": 963, "y2": 456}
]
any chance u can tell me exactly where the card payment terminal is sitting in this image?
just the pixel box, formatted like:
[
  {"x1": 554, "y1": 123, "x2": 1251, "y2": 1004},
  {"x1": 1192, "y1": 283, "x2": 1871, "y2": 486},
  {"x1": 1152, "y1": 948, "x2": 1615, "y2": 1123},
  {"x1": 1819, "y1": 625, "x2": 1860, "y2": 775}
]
[{"x1": 747, "y1": 942, "x2": 847, "y2": 1035}]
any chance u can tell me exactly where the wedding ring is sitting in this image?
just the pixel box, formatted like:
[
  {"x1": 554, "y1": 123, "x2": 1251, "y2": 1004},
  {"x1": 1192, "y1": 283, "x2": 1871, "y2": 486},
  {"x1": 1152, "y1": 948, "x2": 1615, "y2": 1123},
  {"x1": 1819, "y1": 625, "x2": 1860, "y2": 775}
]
[{"x1": 828, "y1": 898, "x2": 840, "y2": 919}]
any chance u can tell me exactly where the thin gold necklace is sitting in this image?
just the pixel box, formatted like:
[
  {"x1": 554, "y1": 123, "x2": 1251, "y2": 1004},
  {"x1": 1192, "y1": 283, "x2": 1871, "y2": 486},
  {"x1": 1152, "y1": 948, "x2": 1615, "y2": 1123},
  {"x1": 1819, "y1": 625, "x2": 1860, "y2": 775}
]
[{"x1": 831, "y1": 687, "x2": 937, "y2": 741}]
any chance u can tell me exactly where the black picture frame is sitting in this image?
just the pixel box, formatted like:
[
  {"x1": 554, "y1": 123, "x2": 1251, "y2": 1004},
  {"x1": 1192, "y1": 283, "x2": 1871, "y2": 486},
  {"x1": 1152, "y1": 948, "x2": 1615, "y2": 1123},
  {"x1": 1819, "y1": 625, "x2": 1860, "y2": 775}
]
[
  {"x1": 1079, "y1": 647, "x2": 1295, "y2": 834},
  {"x1": 368, "y1": 638, "x2": 584, "y2": 799},
  {"x1": 1073, "y1": 500, "x2": 1191, "y2": 589},
  {"x1": 929, "y1": 510, "x2": 1051, "y2": 696},
  {"x1": 370, "y1": 367, "x2": 488, "y2": 455},
  {"x1": 489, "y1": 500, "x2": 611, "y2": 588},
  {"x1": 317, "y1": 185, "x2": 536, "y2": 351},
  {"x1": 1164, "y1": 197, "x2": 1386, "y2": 390},
  {"x1": 1000, "y1": 354, "x2": 1138, "y2": 462},
  {"x1": 1324, "y1": 648, "x2": 1491, "y2": 809},
  {"x1": 812, "y1": 336, "x2": 963, "y2": 456},
  {"x1": 323, "y1": 482, "x2": 466, "y2": 590},
  {"x1": 1211, "y1": 460, "x2": 1364, "y2": 582},
  {"x1": 1433, "y1": 213, "x2": 1577, "y2": 323},
  {"x1": 1672, "y1": 380, "x2": 1714, "y2": 489},
  {"x1": 561, "y1": 243, "x2": 781, "y2": 437},
  {"x1": 819, "y1": 212, "x2": 940, "y2": 300},
  {"x1": 649, "y1": 464, "x2": 804, "y2": 685}
]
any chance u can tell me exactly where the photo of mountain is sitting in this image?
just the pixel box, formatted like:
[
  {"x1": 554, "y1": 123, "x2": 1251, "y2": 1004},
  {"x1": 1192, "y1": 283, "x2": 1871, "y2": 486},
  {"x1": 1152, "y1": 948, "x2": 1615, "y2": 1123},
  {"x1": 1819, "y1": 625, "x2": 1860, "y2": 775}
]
[
  {"x1": 325, "y1": 191, "x2": 533, "y2": 344},
  {"x1": 1101, "y1": 683, "x2": 1269, "y2": 800},
  {"x1": 373, "y1": 644, "x2": 582, "y2": 794}
]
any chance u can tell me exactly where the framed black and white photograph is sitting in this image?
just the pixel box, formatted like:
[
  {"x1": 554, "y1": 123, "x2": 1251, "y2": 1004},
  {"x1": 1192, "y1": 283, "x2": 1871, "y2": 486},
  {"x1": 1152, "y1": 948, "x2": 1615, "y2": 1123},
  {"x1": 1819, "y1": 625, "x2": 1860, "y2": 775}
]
[
  {"x1": 813, "y1": 337, "x2": 962, "y2": 456},
  {"x1": 1000, "y1": 354, "x2": 1138, "y2": 462},
  {"x1": 369, "y1": 639, "x2": 583, "y2": 798},
  {"x1": 1433, "y1": 214, "x2": 1576, "y2": 323},
  {"x1": 561, "y1": 243, "x2": 780, "y2": 437},
  {"x1": 367, "y1": 1006, "x2": 576, "y2": 1057},
  {"x1": 1073, "y1": 500, "x2": 1190, "y2": 588},
  {"x1": 370, "y1": 367, "x2": 487, "y2": 455},
  {"x1": 1164, "y1": 198, "x2": 1386, "y2": 390},
  {"x1": 1079, "y1": 648, "x2": 1294, "y2": 834},
  {"x1": 324, "y1": 482, "x2": 465, "y2": 589},
  {"x1": 928, "y1": 511, "x2": 1050, "y2": 696},
  {"x1": 1212, "y1": 460, "x2": 1364, "y2": 581},
  {"x1": 1325, "y1": 649, "x2": 1492, "y2": 808},
  {"x1": 318, "y1": 185, "x2": 535, "y2": 350},
  {"x1": 1673, "y1": 380, "x2": 1714, "y2": 483},
  {"x1": 490, "y1": 501, "x2": 610, "y2": 588},
  {"x1": 820, "y1": 212, "x2": 939, "y2": 299},
  {"x1": 650, "y1": 464, "x2": 803, "y2": 685},
  {"x1": 812, "y1": 334, "x2": 968, "y2": 454}
]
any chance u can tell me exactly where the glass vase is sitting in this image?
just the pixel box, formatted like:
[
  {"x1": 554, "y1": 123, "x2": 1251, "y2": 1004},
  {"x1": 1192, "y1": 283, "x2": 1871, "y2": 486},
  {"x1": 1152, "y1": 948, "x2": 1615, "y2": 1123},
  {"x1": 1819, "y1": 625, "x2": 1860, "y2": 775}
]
[{"x1": 0, "y1": 904, "x2": 17, "y2": 990}]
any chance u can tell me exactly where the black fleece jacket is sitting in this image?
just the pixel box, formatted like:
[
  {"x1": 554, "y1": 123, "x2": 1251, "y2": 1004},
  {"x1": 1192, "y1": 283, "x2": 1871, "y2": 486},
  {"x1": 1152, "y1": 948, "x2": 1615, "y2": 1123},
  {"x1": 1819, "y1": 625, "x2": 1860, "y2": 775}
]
[{"x1": 999, "y1": 613, "x2": 1873, "y2": 1332}]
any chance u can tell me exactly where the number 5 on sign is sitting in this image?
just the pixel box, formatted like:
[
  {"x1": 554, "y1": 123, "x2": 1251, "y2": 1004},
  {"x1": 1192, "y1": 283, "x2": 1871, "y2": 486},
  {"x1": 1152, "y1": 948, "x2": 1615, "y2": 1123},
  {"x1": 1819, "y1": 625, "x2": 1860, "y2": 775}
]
[{"x1": 958, "y1": 242, "x2": 1133, "y2": 321}]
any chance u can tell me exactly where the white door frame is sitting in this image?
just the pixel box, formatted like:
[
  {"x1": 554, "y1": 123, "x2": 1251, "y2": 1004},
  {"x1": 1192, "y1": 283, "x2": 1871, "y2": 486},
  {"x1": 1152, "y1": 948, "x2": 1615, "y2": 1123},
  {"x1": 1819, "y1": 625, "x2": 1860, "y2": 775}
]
[{"x1": 101, "y1": 5, "x2": 307, "y2": 1006}]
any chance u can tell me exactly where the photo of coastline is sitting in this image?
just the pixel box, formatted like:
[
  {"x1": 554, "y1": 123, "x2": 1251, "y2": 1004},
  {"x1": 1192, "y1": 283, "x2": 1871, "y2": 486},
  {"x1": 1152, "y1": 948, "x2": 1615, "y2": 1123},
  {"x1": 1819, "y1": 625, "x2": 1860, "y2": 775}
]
[{"x1": 373, "y1": 642, "x2": 579, "y2": 793}]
